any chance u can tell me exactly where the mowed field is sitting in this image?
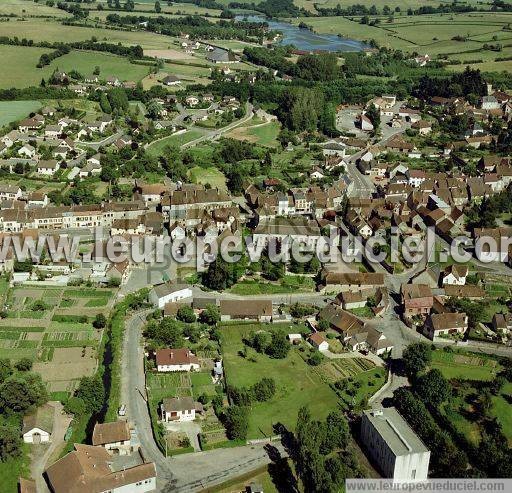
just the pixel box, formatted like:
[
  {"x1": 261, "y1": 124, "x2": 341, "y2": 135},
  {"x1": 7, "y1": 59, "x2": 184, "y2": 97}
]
[
  {"x1": 221, "y1": 324, "x2": 339, "y2": 439},
  {"x1": 0, "y1": 100, "x2": 42, "y2": 127},
  {"x1": 0, "y1": 284, "x2": 114, "y2": 397},
  {"x1": 0, "y1": 18, "x2": 173, "y2": 49},
  {"x1": 0, "y1": 45, "x2": 151, "y2": 89},
  {"x1": 226, "y1": 120, "x2": 280, "y2": 147},
  {"x1": 0, "y1": 0, "x2": 70, "y2": 17}
]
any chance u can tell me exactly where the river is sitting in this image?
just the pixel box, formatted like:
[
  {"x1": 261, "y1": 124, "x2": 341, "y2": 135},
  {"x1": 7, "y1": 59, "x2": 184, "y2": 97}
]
[{"x1": 235, "y1": 15, "x2": 368, "y2": 52}]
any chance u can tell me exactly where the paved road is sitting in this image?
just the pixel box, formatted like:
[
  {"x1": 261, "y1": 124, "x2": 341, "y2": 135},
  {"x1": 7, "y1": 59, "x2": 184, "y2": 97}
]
[
  {"x1": 121, "y1": 310, "x2": 288, "y2": 492},
  {"x1": 77, "y1": 130, "x2": 124, "y2": 150},
  {"x1": 181, "y1": 102, "x2": 254, "y2": 149}
]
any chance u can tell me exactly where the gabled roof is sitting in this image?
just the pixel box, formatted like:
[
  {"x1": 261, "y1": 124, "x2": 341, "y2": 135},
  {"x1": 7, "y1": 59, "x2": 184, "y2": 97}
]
[{"x1": 92, "y1": 421, "x2": 130, "y2": 446}]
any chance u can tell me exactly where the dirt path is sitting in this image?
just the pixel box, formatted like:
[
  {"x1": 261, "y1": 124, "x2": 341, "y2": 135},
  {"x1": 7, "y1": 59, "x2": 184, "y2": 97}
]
[{"x1": 30, "y1": 401, "x2": 72, "y2": 493}]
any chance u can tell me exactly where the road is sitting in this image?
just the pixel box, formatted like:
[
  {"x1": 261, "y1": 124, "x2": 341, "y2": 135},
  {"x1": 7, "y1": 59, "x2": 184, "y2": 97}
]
[
  {"x1": 121, "y1": 310, "x2": 287, "y2": 492},
  {"x1": 181, "y1": 102, "x2": 254, "y2": 149}
]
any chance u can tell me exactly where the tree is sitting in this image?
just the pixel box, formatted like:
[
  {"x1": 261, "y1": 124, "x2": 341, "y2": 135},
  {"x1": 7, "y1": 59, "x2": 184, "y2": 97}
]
[
  {"x1": 14, "y1": 358, "x2": 33, "y2": 372},
  {"x1": 144, "y1": 317, "x2": 183, "y2": 347},
  {"x1": 74, "y1": 375, "x2": 104, "y2": 414},
  {"x1": 223, "y1": 405, "x2": 249, "y2": 440},
  {"x1": 325, "y1": 411, "x2": 349, "y2": 450},
  {"x1": 415, "y1": 369, "x2": 451, "y2": 407},
  {"x1": 99, "y1": 92, "x2": 112, "y2": 114},
  {"x1": 155, "y1": 1, "x2": 161, "y2": 13},
  {"x1": 63, "y1": 396, "x2": 87, "y2": 416},
  {"x1": 252, "y1": 377, "x2": 276, "y2": 401},
  {"x1": 0, "y1": 425, "x2": 22, "y2": 462},
  {"x1": 0, "y1": 359, "x2": 12, "y2": 385},
  {"x1": 402, "y1": 342, "x2": 432, "y2": 377},
  {"x1": 308, "y1": 351, "x2": 323, "y2": 366},
  {"x1": 146, "y1": 100, "x2": 163, "y2": 120},
  {"x1": 93, "y1": 313, "x2": 107, "y2": 329},
  {"x1": 0, "y1": 372, "x2": 48, "y2": 414},
  {"x1": 365, "y1": 104, "x2": 381, "y2": 129},
  {"x1": 176, "y1": 306, "x2": 196, "y2": 323},
  {"x1": 199, "y1": 304, "x2": 220, "y2": 325},
  {"x1": 266, "y1": 330, "x2": 289, "y2": 359}
]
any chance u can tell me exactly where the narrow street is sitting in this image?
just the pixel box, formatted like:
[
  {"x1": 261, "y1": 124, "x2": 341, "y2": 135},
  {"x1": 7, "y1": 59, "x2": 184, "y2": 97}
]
[{"x1": 120, "y1": 310, "x2": 287, "y2": 492}]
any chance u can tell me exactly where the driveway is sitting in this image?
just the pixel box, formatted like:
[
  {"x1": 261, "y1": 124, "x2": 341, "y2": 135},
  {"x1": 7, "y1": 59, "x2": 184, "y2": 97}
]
[
  {"x1": 30, "y1": 401, "x2": 73, "y2": 493},
  {"x1": 164, "y1": 421, "x2": 201, "y2": 452}
]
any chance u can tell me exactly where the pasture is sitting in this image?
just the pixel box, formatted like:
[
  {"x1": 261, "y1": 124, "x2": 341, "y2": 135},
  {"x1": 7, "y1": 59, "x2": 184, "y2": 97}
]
[
  {"x1": 291, "y1": 10, "x2": 512, "y2": 71},
  {"x1": 0, "y1": 18, "x2": 173, "y2": 49},
  {"x1": 220, "y1": 323, "x2": 339, "y2": 439},
  {"x1": 0, "y1": 285, "x2": 114, "y2": 397},
  {"x1": 0, "y1": 100, "x2": 42, "y2": 127},
  {"x1": 0, "y1": 0, "x2": 70, "y2": 17}
]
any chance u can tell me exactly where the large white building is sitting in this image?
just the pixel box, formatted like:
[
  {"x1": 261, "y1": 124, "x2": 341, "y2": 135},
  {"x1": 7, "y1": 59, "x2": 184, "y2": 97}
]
[
  {"x1": 361, "y1": 407, "x2": 430, "y2": 482},
  {"x1": 149, "y1": 283, "x2": 192, "y2": 308}
]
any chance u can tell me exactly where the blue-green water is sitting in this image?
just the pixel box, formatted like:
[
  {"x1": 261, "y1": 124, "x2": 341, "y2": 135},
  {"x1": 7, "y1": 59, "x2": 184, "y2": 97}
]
[{"x1": 236, "y1": 15, "x2": 368, "y2": 52}]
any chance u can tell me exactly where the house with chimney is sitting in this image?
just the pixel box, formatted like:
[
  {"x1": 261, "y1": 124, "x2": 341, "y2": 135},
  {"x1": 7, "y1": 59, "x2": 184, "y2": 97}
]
[{"x1": 155, "y1": 348, "x2": 200, "y2": 372}]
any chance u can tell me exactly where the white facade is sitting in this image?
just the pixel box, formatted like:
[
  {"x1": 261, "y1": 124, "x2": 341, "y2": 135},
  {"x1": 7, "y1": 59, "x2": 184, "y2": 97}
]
[
  {"x1": 23, "y1": 427, "x2": 51, "y2": 444},
  {"x1": 110, "y1": 477, "x2": 156, "y2": 493},
  {"x1": 150, "y1": 286, "x2": 193, "y2": 308},
  {"x1": 361, "y1": 408, "x2": 430, "y2": 482},
  {"x1": 157, "y1": 361, "x2": 200, "y2": 372}
]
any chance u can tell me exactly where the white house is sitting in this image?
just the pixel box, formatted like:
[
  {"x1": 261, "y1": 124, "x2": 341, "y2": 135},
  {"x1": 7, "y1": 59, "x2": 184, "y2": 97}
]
[
  {"x1": 185, "y1": 95, "x2": 199, "y2": 107},
  {"x1": 149, "y1": 283, "x2": 192, "y2": 308},
  {"x1": 155, "y1": 348, "x2": 200, "y2": 372},
  {"x1": 309, "y1": 332, "x2": 329, "y2": 351},
  {"x1": 442, "y1": 264, "x2": 468, "y2": 285},
  {"x1": 37, "y1": 159, "x2": 60, "y2": 176},
  {"x1": 0, "y1": 184, "x2": 22, "y2": 201},
  {"x1": 22, "y1": 403, "x2": 54, "y2": 444},
  {"x1": 18, "y1": 144, "x2": 36, "y2": 158},
  {"x1": 360, "y1": 114, "x2": 374, "y2": 132},
  {"x1": 161, "y1": 396, "x2": 203, "y2": 423},
  {"x1": 361, "y1": 407, "x2": 430, "y2": 481}
]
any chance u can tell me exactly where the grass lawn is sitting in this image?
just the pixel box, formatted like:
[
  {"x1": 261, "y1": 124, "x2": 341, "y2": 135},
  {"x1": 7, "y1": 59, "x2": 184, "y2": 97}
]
[
  {"x1": 430, "y1": 350, "x2": 501, "y2": 381},
  {"x1": 146, "y1": 129, "x2": 205, "y2": 156},
  {"x1": 228, "y1": 276, "x2": 315, "y2": 295},
  {"x1": 188, "y1": 166, "x2": 227, "y2": 191},
  {"x1": 0, "y1": 0, "x2": 70, "y2": 16},
  {"x1": 221, "y1": 324, "x2": 339, "y2": 439},
  {"x1": 0, "y1": 100, "x2": 42, "y2": 126},
  {"x1": 492, "y1": 382, "x2": 512, "y2": 444},
  {"x1": 0, "y1": 446, "x2": 30, "y2": 493},
  {"x1": 226, "y1": 121, "x2": 280, "y2": 148}
]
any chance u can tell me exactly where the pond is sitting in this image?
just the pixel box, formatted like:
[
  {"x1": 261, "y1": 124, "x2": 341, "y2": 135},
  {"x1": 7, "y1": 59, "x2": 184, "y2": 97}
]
[{"x1": 235, "y1": 15, "x2": 368, "y2": 52}]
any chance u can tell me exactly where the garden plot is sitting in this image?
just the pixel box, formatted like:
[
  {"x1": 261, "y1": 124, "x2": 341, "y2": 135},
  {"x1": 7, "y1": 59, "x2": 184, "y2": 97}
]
[
  {"x1": 0, "y1": 283, "x2": 114, "y2": 396},
  {"x1": 315, "y1": 358, "x2": 376, "y2": 384}
]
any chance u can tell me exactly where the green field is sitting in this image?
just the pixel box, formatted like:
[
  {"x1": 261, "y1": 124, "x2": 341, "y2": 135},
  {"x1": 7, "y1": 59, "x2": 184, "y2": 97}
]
[
  {"x1": 492, "y1": 382, "x2": 512, "y2": 444},
  {"x1": 0, "y1": 45, "x2": 152, "y2": 88},
  {"x1": 188, "y1": 166, "x2": 227, "y2": 190},
  {"x1": 221, "y1": 324, "x2": 339, "y2": 439},
  {"x1": 290, "y1": 10, "x2": 512, "y2": 71},
  {"x1": 146, "y1": 129, "x2": 205, "y2": 155},
  {"x1": 0, "y1": 100, "x2": 42, "y2": 127},
  {"x1": 430, "y1": 350, "x2": 501, "y2": 381},
  {"x1": 0, "y1": 18, "x2": 173, "y2": 49},
  {"x1": 0, "y1": 0, "x2": 70, "y2": 16}
]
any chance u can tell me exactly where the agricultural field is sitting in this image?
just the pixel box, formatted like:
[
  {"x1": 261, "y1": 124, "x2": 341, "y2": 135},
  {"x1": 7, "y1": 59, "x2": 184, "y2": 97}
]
[
  {"x1": 0, "y1": 284, "x2": 114, "y2": 397},
  {"x1": 89, "y1": 1, "x2": 222, "y2": 17},
  {"x1": 0, "y1": 18, "x2": 173, "y2": 49},
  {"x1": 0, "y1": 0, "x2": 70, "y2": 17},
  {"x1": 430, "y1": 349, "x2": 501, "y2": 381},
  {"x1": 0, "y1": 100, "x2": 42, "y2": 127},
  {"x1": 221, "y1": 323, "x2": 339, "y2": 439},
  {"x1": 290, "y1": 10, "x2": 512, "y2": 71},
  {"x1": 228, "y1": 276, "x2": 316, "y2": 295}
]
